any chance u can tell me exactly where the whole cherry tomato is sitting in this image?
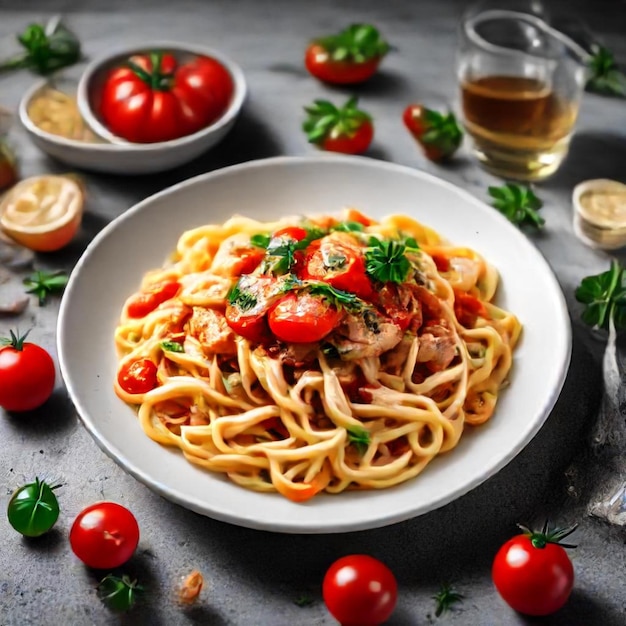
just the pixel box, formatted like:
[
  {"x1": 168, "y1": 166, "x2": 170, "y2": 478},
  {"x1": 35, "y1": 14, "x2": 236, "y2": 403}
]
[
  {"x1": 126, "y1": 280, "x2": 181, "y2": 318},
  {"x1": 0, "y1": 329, "x2": 55, "y2": 412},
  {"x1": 305, "y1": 24, "x2": 389, "y2": 85},
  {"x1": 117, "y1": 358, "x2": 158, "y2": 395},
  {"x1": 303, "y1": 97, "x2": 374, "y2": 155},
  {"x1": 402, "y1": 104, "x2": 463, "y2": 162},
  {"x1": 323, "y1": 554, "x2": 398, "y2": 626},
  {"x1": 100, "y1": 51, "x2": 233, "y2": 143},
  {"x1": 492, "y1": 523, "x2": 577, "y2": 616},
  {"x1": 269, "y1": 292, "x2": 342, "y2": 343},
  {"x1": 70, "y1": 502, "x2": 140, "y2": 570}
]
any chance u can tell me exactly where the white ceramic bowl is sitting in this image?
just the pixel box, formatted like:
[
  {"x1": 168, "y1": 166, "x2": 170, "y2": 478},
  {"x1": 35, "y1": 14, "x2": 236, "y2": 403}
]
[
  {"x1": 57, "y1": 155, "x2": 571, "y2": 533},
  {"x1": 19, "y1": 43, "x2": 246, "y2": 175}
]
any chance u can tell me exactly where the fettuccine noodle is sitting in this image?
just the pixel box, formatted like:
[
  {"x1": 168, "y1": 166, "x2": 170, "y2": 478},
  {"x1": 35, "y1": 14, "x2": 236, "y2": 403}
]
[{"x1": 114, "y1": 209, "x2": 521, "y2": 502}]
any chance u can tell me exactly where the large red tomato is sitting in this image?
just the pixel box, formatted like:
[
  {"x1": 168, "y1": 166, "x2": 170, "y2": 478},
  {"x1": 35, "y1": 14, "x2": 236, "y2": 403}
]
[
  {"x1": 0, "y1": 330, "x2": 55, "y2": 412},
  {"x1": 100, "y1": 52, "x2": 234, "y2": 143}
]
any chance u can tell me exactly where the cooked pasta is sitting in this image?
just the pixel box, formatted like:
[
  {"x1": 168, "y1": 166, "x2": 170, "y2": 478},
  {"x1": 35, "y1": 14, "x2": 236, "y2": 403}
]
[{"x1": 114, "y1": 208, "x2": 521, "y2": 502}]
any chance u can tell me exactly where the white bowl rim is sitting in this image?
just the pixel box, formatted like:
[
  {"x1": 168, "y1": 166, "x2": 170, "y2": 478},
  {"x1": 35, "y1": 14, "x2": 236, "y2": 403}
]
[{"x1": 20, "y1": 41, "x2": 247, "y2": 153}]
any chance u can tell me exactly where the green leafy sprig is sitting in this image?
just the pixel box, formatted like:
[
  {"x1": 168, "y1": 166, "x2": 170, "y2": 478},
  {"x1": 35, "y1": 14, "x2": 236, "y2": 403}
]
[
  {"x1": 315, "y1": 23, "x2": 389, "y2": 63},
  {"x1": 303, "y1": 97, "x2": 371, "y2": 145},
  {"x1": 308, "y1": 282, "x2": 363, "y2": 313},
  {"x1": 421, "y1": 109, "x2": 464, "y2": 157},
  {"x1": 575, "y1": 260, "x2": 626, "y2": 331},
  {"x1": 0, "y1": 18, "x2": 81, "y2": 75},
  {"x1": 488, "y1": 184, "x2": 544, "y2": 228},
  {"x1": 23, "y1": 270, "x2": 69, "y2": 306},
  {"x1": 365, "y1": 237, "x2": 412, "y2": 283},
  {"x1": 433, "y1": 583, "x2": 464, "y2": 617},
  {"x1": 97, "y1": 574, "x2": 143, "y2": 612},
  {"x1": 161, "y1": 340, "x2": 184, "y2": 353},
  {"x1": 586, "y1": 45, "x2": 626, "y2": 98}
]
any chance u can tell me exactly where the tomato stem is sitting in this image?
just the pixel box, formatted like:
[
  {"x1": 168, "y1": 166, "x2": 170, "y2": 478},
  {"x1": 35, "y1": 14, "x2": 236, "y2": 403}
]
[
  {"x1": 517, "y1": 521, "x2": 579, "y2": 549},
  {"x1": 127, "y1": 51, "x2": 174, "y2": 91},
  {"x1": 0, "y1": 328, "x2": 32, "y2": 351}
]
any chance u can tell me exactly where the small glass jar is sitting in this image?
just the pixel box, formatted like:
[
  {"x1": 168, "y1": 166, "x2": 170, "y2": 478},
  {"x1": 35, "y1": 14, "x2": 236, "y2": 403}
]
[{"x1": 573, "y1": 179, "x2": 626, "y2": 250}]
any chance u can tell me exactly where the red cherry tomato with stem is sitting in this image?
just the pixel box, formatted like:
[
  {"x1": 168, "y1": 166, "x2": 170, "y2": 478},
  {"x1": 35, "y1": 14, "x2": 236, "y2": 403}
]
[
  {"x1": 0, "y1": 329, "x2": 55, "y2": 412},
  {"x1": 492, "y1": 522, "x2": 577, "y2": 616},
  {"x1": 323, "y1": 554, "x2": 398, "y2": 626},
  {"x1": 70, "y1": 502, "x2": 140, "y2": 570}
]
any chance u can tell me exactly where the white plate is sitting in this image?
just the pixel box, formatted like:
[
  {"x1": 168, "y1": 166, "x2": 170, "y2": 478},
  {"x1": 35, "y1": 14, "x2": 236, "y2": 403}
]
[{"x1": 57, "y1": 155, "x2": 571, "y2": 534}]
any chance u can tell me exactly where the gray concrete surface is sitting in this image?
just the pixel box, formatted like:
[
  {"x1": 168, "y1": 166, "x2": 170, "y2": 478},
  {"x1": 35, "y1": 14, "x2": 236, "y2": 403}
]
[{"x1": 1, "y1": 0, "x2": 626, "y2": 624}]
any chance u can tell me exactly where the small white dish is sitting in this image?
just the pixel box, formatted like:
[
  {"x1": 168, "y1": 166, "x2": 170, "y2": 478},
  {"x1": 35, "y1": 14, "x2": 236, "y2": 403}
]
[
  {"x1": 57, "y1": 155, "x2": 571, "y2": 534},
  {"x1": 572, "y1": 178, "x2": 626, "y2": 250},
  {"x1": 19, "y1": 43, "x2": 246, "y2": 175}
]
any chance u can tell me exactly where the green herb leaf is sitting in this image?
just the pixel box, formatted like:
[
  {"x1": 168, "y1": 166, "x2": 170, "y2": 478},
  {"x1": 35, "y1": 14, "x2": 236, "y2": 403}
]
[
  {"x1": 420, "y1": 109, "x2": 464, "y2": 157},
  {"x1": 303, "y1": 96, "x2": 372, "y2": 146},
  {"x1": 250, "y1": 233, "x2": 271, "y2": 248},
  {"x1": 488, "y1": 183, "x2": 544, "y2": 228},
  {"x1": 315, "y1": 23, "x2": 390, "y2": 63},
  {"x1": 433, "y1": 583, "x2": 464, "y2": 617},
  {"x1": 347, "y1": 427, "x2": 371, "y2": 455},
  {"x1": 308, "y1": 282, "x2": 363, "y2": 313},
  {"x1": 227, "y1": 280, "x2": 258, "y2": 311},
  {"x1": 0, "y1": 18, "x2": 81, "y2": 75},
  {"x1": 330, "y1": 221, "x2": 365, "y2": 233},
  {"x1": 23, "y1": 270, "x2": 69, "y2": 306},
  {"x1": 294, "y1": 594, "x2": 314, "y2": 607},
  {"x1": 161, "y1": 340, "x2": 184, "y2": 353},
  {"x1": 365, "y1": 237, "x2": 411, "y2": 283},
  {"x1": 97, "y1": 574, "x2": 143, "y2": 612},
  {"x1": 575, "y1": 259, "x2": 626, "y2": 331},
  {"x1": 586, "y1": 45, "x2": 626, "y2": 98}
]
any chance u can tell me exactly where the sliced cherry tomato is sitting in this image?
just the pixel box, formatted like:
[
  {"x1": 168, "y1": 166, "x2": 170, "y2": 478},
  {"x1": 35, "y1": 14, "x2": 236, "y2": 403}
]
[
  {"x1": 127, "y1": 281, "x2": 180, "y2": 318},
  {"x1": 272, "y1": 226, "x2": 308, "y2": 241},
  {"x1": 225, "y1": 276, "x2": 278, "y2": 343},
  {"x1": 304, "y1": 24, "x2": 389, "y2": 85},
  {"x1": 100, "y1": 52, "x2": 233, "y2": 143},
  {"x1": 492, "y1": 523, "x2": 577, "y2": 616},
  {"x1": 233, "y1": 247, "x2": 266, "y2": 276},
  {"x1": 431, "y1": 252, "x2": 451, "y2": 272},
  {"x1": 301, "y1": 235, "x2": 373, "y2": 299},
  {"x1": 454, "y1": 290, "x2": 488, "y2": 328},
  {"x1": 268, "y1": 292, "x2": 342, "y2": 343},
  {"x1": 70, "y1": 502, "x2": 140, "y2": 570},
  {"x1": 0, "y1": 329, "x2": 55, "y2": 412},
  {"x1": 117, "y1": 359, "x2": 158, "y2": 394},
  {"x1": 323, "y1": 554, "x2": 398, "y2": 626}
]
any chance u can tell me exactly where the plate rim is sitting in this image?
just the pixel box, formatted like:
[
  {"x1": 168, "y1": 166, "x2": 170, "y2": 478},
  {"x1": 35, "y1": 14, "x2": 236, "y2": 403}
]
[{"x1": 57, "y1": 154, "x2": 572, "y2": 533}]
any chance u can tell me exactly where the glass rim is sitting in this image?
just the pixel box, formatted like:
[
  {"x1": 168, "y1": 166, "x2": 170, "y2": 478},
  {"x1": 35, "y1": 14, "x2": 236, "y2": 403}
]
[{"x1": 463, "y1": 9, "x2": 590, "y2": 64}]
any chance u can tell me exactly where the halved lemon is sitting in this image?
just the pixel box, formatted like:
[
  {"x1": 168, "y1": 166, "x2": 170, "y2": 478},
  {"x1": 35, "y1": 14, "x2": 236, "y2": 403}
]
[{"x1": 0, "y1": 174, "x2": 84, "y2": 252}]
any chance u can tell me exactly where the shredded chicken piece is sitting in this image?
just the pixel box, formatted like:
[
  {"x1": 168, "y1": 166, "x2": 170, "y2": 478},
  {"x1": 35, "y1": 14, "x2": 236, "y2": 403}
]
[
  {"x1": 188, "y1": 307, "x2": 237, "y2": 355},
  {"x1": 331, "y1": 313, "x2": 403, "y2": 360},
  {"x1": 416, "y1": 325, "x2": 456, "y2": 371}
]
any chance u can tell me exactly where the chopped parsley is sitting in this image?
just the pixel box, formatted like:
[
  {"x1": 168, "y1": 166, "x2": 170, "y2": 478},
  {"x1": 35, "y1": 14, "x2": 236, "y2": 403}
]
[
  {"x1": 250, "y1": 233, "x2": 271, "y2": 248},
  {"x1": 227, "y1": 280, "x2": 257, "y2": 311},
  {"x1": 161, "y1": 340, "x2": 184, "y2": 353},
  {"x1": 331, "y1": 221, "x2": 365, "y2": 233},
  {"x1": 308, "y1": 282, "x2": 363, "y2": 313},
  {"x1": 348, "y1": 427, "x2": 371, "y2": 455}
]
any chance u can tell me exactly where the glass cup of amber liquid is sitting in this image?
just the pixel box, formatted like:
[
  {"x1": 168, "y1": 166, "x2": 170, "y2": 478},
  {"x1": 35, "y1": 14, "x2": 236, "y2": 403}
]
[{"x1": 457, "y1": 9, "x2": 589, "y2": 182}]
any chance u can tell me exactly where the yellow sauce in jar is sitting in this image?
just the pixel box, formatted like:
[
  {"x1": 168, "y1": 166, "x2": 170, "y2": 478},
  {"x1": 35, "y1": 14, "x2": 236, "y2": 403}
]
[
  {"x1": 573, "y1": 179, "x2": 626, "y2": 250},
  {"x1": 27, "y1": 86, "x2": 100, "y2": 142}
]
